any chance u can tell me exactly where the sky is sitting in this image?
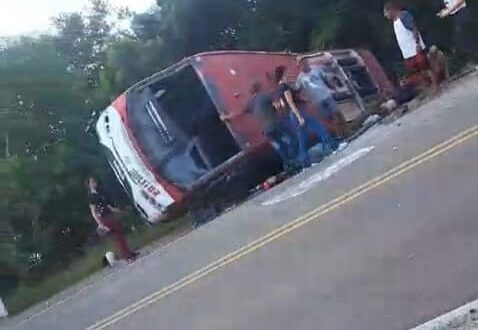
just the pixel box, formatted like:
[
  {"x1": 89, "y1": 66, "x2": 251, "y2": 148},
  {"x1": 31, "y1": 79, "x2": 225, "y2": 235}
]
[{"x1": 0, "y1": 0, "x2": 155, "y2": 37}]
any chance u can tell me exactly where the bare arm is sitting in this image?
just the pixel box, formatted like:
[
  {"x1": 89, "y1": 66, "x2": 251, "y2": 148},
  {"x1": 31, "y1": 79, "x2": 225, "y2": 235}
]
[
  {"x1": 89, "y1": 205, "x2": 106, "y2": 227},
  {"x1": 220, "y1": 112, "x2": 240, "y2": 121},
  {"x1": 284, "y1": 90, "x2": 305, "y2": 125},
  {"x1": 108, "y1": 205, "x2": 122, "y2": 213},
  {"x1": 439, "y1": 0, "x2": 465, "y2": 17},
  {"x1": 220, "y1": 105, "x2": 250, "y2": 121},
  {"x1": 447, "y1": 0, "x2": 465, "y2": 13}
]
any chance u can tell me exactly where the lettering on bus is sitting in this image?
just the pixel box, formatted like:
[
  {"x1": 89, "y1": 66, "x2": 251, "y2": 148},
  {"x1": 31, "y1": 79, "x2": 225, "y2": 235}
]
[{"x1": 128, "y1": 169, "x2": 161, "y2": 198}]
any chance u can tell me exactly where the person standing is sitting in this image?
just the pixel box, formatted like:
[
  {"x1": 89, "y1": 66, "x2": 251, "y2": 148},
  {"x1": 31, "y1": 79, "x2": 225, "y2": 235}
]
[
  {"x1": 384, "y1": 1, "x2": 438, "y2": 92},
  {"x1": 221, "y1": 81, "x2": 296, "y2": 173},
  {"x1": 438, "y1": 0, "x2": 477, "y2": 59},
  {"x1": 296, "y1": 59, "x2": 347, "y2": 138},
  {"x1": 87, "y1": 176, "x2": 138, "y2": 261},
  {"x1": 428, "y1": 45, "x2": 450, "y2": 83},
  {"x1": 274, "y1": 65, "x2": 336, "y2": 169}
]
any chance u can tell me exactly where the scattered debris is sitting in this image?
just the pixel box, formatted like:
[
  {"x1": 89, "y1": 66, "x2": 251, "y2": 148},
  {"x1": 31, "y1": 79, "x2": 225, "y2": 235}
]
[
  {"x1": 262, "y1": 173, "x2": 288, "y2": 191},
  {"x1": 262, "y1": 146, "x2": 375, "y2": 206},
  {"x1": 363, "y1": 114, "x2": 381, "y2": 127},
  {"x1": 380, "y1": 99, "x2": 398, "y2": 112},
  {"x1": 336, "y1": 141, "x2": 349, "y2": 152}
]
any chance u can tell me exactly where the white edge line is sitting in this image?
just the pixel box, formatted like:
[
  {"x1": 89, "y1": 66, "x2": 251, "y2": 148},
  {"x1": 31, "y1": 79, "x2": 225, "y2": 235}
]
[
  {"x1": 410, "y1": 299, "x2": 478, "y2": 330},
  {"x1": 10, "y1": 228, "x2": 194, "y2": 328}
]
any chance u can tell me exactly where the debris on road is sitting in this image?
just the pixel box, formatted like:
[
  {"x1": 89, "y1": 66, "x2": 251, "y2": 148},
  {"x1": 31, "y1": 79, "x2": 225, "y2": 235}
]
[{"x1": 363, "y1": 114, "x2": 381, "y2": 127}]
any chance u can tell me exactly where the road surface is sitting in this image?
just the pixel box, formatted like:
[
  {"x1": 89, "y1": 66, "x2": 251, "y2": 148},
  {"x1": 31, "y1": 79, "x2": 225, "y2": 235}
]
[{"x1": 4, "y1": 73, "x2": 478, "y2": 330}]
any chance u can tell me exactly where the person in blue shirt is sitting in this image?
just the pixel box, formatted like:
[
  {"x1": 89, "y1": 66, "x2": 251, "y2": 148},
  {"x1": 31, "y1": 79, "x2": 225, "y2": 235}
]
[
  {"x1": 296, "y1": 59, "x2": 347, "y2": 137},
  {"x1": 273, "y1": 65, "x2": 336, "y2": 169},
  {"x1": 221, "y1": 81, "x2": 297, "y2": 173}
]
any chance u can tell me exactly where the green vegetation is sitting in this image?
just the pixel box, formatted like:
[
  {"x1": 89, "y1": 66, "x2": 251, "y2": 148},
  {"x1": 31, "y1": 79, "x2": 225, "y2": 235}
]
[
  {"x1": 4, "y1": 217, "x2": 190, "y2": 315},
  {"x1": 0, "y1": 0, "x2": 476, "y2": 314}
]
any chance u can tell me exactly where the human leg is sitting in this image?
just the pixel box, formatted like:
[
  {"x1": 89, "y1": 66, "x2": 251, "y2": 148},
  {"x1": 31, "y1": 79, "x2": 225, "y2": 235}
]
[
  {"x1": 280, "y1": 118, "x2": 299, "y2": 160},
  {"x1": 320, "y1": 97, "x2": 347, "y2": 138},
  {"x1": 288, "y1": 112, "x2": 311, "y2": 168},
  {"x1": 303, "y1": 113, "x2": 336, "y2": 154},
  {"x1": 318, "y1": 98, "x2": 336, "y2": 119},
  {"x1": 265, "y1": 129, "x2": 291, "y2": 171},
  {"x1": 102, "y1": 216, "x2": 132, "y2": 260}
]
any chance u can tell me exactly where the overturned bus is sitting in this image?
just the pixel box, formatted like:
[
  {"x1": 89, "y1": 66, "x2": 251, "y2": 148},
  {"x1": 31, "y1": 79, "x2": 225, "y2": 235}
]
[{"x1": 96, "y1": 50, "x2": 393, "y2": 224}]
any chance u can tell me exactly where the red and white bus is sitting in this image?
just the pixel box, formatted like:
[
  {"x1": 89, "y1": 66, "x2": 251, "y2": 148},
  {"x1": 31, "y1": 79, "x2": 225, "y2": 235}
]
[{"x1": 96, "y1": 50, "x2": 393, "y2": 224}]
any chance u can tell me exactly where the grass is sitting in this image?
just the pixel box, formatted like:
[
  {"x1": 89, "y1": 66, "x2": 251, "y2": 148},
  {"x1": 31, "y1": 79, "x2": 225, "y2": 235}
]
[{"x1": 4, "y1": 217, "x2": 191, "y2": 315}]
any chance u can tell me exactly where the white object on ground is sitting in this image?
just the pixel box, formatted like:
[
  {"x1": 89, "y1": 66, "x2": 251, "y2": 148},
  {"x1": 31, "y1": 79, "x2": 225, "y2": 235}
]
[
  {"x1": 0, "y1": 297, "x2": 8, "y2": 318},
  {"x1": 262, "y1": 146, "x2": 374, "y2": 206},
  {"x1": 335, "y1": 142, "x2": 349, "y2": 153},
  {"x1": 105, "y1": 251, "x2": 116, "y2": 267},
  {"x1": 410, "y1": 299, "x2": 478, "y2": 330},
  {"x1": 363, "y1": 114, "x2": 381, "y2": 127}
]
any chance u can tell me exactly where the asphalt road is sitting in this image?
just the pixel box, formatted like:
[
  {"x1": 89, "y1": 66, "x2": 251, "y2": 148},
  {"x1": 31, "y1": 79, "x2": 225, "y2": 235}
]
[{"x1": 4, "y1": 73, "x2": 478, "y2": 330}]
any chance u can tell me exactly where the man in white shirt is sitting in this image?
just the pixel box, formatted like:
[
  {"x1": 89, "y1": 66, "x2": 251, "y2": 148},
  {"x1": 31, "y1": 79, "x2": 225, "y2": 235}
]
[
  {"x1": 384, "y1": 1, "x2": 437, "y2": 92},
  {"x1": 438, "y1": 0, "x2": 477, "y2": 59}
]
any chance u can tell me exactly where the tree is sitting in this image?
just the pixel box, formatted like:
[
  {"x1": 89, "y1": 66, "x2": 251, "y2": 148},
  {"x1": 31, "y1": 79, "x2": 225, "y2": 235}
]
[
  {"x1": 155, "y1": 0, "x2": 249, "y2": 58},
  {"x1": 52, "y1": 0, "x2": 126, "y2": 88},
  {"x1": 0, "y1": 36, "x2": 105, "y2": 277},
  {"x1": 98, "y1": 38, "x2": 164, "y2": 97}
]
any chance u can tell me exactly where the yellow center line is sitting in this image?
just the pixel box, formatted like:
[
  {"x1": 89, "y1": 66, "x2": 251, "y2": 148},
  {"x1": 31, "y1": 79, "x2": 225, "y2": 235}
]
[{"x1": 86, "y1": 125, "x2": 478, "y2": 330}]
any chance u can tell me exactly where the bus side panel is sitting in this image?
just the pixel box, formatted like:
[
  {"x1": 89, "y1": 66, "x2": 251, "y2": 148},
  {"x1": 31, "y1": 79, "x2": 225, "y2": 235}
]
[
  {"x1": 356, "y1": 49, "x2": 395, "y2": 99},
  {"x1": 192, "y1": 53, "x2": 299, "y2": 149}
]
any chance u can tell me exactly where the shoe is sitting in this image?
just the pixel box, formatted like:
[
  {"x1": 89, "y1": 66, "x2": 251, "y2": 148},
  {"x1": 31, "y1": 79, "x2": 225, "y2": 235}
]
[{"x1": 301, "y1": 161, "x2": 312, "y2": 169}]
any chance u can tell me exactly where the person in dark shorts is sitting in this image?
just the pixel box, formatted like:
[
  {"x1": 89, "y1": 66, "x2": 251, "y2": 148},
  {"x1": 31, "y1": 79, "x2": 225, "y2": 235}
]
[
  {"x1": 221, "y1": 81, "x2": 296, "y2": 173},
  {"x1": 87, "y1": 176, "x2": 138, "y2": 261},
  {"x1": 273, "y1": 65, "x2": 336, "y2": 168},
  {"x1": 384, "y1": 1, "x2": 437, "y2": 92},
  {"x1": 438, "y1": 0, "x2": 477, "y2": 60}
]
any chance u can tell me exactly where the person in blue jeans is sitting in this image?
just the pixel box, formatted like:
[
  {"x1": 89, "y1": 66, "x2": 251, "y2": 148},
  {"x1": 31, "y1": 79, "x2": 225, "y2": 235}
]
[
  {"x1": 296, "y1": 59, "x2": 347, "y2": 138},
  {"x1": 273, "y1": 66, "x2": 336, "y2": 168},
  {"x1": 221, "y1": 81, "x2": 297, "y2": 173}
]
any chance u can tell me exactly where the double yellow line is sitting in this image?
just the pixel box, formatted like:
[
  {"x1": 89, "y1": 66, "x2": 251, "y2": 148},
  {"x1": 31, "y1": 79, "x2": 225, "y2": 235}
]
[{"x1": 87, "y1": 125, "x2": 478, "y2": 330}]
